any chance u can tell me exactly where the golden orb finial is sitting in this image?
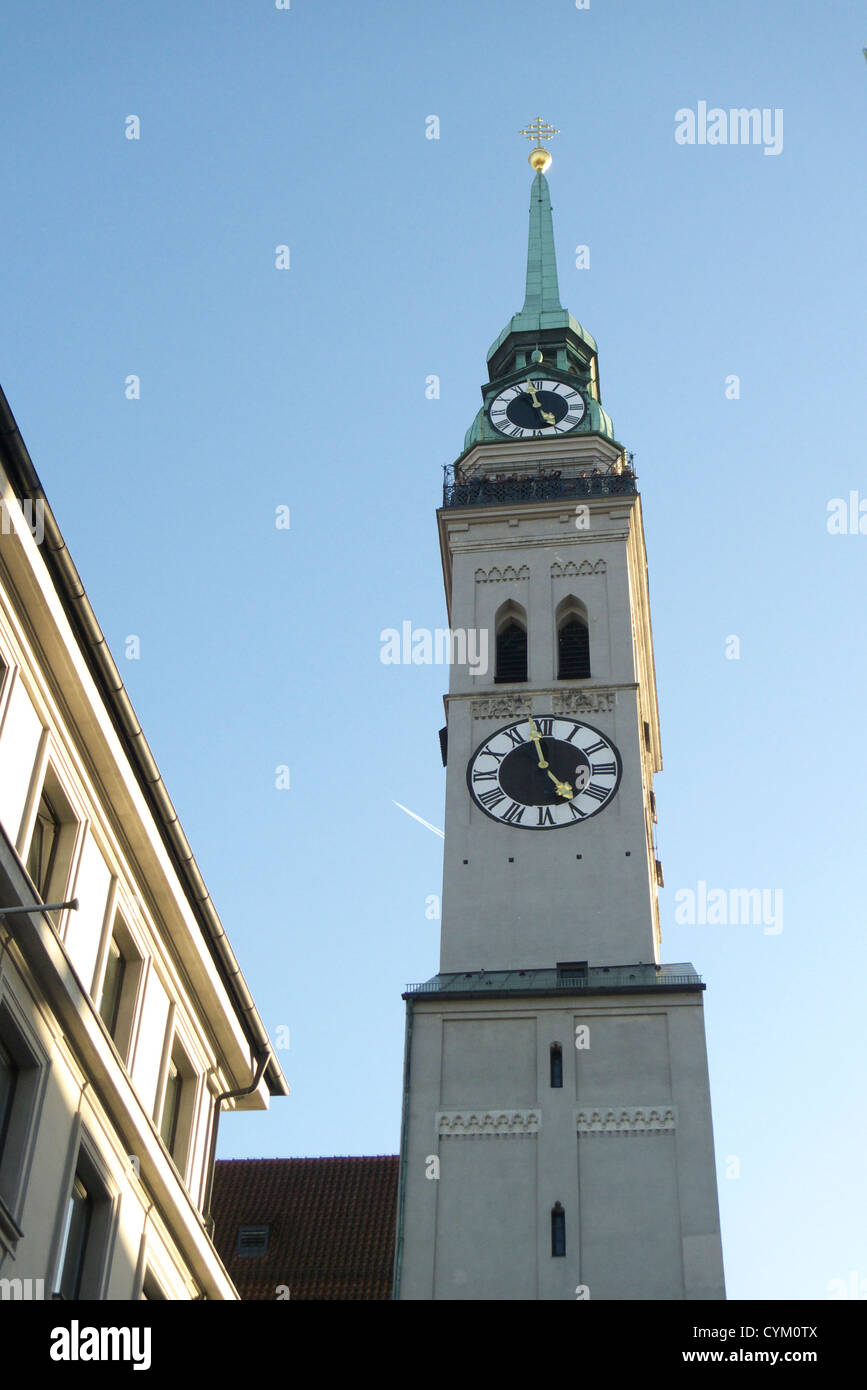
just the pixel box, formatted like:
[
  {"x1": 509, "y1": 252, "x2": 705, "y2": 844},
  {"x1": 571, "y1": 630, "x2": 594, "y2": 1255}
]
[
  {"x1": 520, "y1": 116, "x2": 559, "y2": 174},
  {"x1": 529, "y1": 147, "x2": 552, "y2": 173}
]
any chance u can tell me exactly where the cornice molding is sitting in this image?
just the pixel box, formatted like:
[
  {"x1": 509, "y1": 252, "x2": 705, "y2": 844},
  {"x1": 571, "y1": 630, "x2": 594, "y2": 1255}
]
[{"x1": 444, "y1": 522, "x2": 632, "y2": 552}]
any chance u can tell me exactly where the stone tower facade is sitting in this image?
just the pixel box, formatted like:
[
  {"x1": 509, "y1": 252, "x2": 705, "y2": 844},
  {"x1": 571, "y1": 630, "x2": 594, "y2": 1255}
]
[{"x1": 394, "y1": 136, "x2": 725, "y2": 1301}]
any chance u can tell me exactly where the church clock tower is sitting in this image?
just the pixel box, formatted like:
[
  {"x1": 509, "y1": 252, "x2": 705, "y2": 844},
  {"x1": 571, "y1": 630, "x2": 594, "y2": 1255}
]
[{"x1": 394, "y1": 123, "x2": 725, "y2": 1301}]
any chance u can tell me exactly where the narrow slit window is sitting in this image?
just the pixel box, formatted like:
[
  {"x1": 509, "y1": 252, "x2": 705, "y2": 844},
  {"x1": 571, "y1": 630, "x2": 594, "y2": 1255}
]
[
  {"x1": 551, "y1": 1203, "x2": 566, "y2": 1257},
  {"x1": 549, "y1": 1044, "x2": 563, "y2": 1089}
]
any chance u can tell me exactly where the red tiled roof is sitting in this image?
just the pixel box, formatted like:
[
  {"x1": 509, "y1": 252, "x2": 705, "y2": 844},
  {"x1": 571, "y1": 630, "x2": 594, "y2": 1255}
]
[{"x1": 211, "y1": 1156, "x2": 399, "y2": 1301}]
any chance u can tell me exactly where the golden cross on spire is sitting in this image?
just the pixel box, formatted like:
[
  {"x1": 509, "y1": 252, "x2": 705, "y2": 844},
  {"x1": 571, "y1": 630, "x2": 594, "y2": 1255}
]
[{"x1": 519, "y1": 116, "x2": 559, "y2": 172}]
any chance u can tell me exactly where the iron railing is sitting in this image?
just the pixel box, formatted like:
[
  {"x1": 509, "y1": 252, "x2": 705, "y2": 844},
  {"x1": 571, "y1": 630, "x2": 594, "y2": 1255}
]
[
  {"x1": 406, "y1": 966, "x2": 702, "y2": 995},
  {"x1": 443, "y1": 465, "x2": 637, "y2": 509}
]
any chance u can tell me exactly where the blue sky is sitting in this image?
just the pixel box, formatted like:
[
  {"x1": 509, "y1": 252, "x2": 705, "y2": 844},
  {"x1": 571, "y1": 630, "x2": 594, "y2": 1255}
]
[{"x1": 2, "y1": 1, "x2": 866, "y2": 1301}]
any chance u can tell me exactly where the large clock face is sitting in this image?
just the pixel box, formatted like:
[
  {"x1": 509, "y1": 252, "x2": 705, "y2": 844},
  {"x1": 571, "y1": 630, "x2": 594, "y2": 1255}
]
[
  {"x1": 466, "y1": 715, "x2": 621, "y2": 829},
  {"x1": 488, "y1": 377, "x2": 586, "y2": 439}
]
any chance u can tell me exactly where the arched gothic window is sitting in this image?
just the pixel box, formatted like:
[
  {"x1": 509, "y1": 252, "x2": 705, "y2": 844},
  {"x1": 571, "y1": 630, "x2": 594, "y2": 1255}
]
[
  {"x1": 495, "y1": 601, "x2": 528, "y2": 684},
  {"x1": 556, "y1": 597, "x2": 590, "y2": 680}
]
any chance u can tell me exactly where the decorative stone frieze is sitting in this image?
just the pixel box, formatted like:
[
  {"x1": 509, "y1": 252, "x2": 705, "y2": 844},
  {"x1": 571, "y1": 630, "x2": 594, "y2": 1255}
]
[
  {"x1": 550, "y1": 559, "x2": 606, "y2": 577},
  {"x1": 437, "y1": 1110, "x2": 541, "y2": 1138},
  {"x1": 471, "y1": 689, "x2": 616, "y2": 720},
  {"x1": 575, "y1": 1106, "x2": 676, "y2": 1136},
  {"x1": 474, "y1": 564, "x2": 531, "y2": 583}
]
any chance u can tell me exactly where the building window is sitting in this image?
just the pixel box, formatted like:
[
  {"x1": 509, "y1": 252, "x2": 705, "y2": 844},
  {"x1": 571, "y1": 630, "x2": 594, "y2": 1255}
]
[
  {"x1": 52, "y1": 1140, "x2": 115, "y2": 1299},
  {"x1": 97, "y1": 936, "x2": 125, "y2": 1037},
  {"x1": 157, "y1": 1038, "x2": 196, "y2": 1177},
  {"x1": 25, "y1": 790, "x2": 61, "y2": 899},
  {"x1": 93, "y1": 915, "x2": 142, "y2": 1065},
  {"x1": 159, "y1": 1058, "x2": 182, "y2": 1155},
  {"x1": 0, "y1": 1001, "x2": 46, "y2": 1243},
  {"x1": 556, "y1": 597, "x2": 590, "y2": 679},
  {"x1": 23, "y1": 768, "x2": 78, "y2": 916},
  {"x1": 495, "y1": 602, "x2": 528, "y2": 683},
  {"x1": 0, "y1": 1038, "x2": 17, "y2": 1160},
  {"x1": 140, "y1": 1269, "x2": 167, "y2": 1300},
  {"x1": 237, "y1": 1224, "x2": 270, "y2": 1258},
  {"x1": 551, "y1": 1203, "x2": 566, "y2": 1257},
  {"x1": 549, "y1": 1043, "x2": 563, "y2": 1089},
  {"x1": 57, "y1": 1173, "x2": 94, "y2": 1299}
]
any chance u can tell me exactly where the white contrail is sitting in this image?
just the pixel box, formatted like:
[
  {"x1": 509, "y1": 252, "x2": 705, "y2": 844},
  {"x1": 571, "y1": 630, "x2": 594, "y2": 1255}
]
[{"x1": 393, "y1": 801, "x2": 445, "y2": 839}]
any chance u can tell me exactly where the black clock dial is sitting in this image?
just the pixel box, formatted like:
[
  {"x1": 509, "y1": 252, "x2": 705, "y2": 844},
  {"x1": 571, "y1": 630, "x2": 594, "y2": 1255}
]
[
  {"x1": 488, "y1": 377, "x2": 586, "y2": 438},
  {"x1": 499, "y1": 738, "x2": 590, "y2": 805},
  {"x1": 466, "y1": 715, "x2": 621, "y2": 829},
  {"x1": 506, "y1": 390, "x2": 570, "y2": 430}
]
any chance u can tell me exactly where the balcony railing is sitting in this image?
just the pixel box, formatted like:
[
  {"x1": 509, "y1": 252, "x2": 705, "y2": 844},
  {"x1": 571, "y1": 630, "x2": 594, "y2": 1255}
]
[
  {"x1": 442, "y1": 464, "x2": 637, "y2": 510},
  {"x1": 405, "y1": 964, "x2": 702, "y2": 995}
]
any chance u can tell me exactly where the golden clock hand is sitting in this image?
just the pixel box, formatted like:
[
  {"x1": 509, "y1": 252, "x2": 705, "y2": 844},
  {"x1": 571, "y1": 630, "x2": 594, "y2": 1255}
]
[
  {"x1": 526, "y1": 716, "x2": 549, "y2": 769},
  {"x1": 524, "y1": 381, "x2": 557, "y2": 426},
  {"x1": 545, "y1": 768, "x2": 573, "y2": 798}
]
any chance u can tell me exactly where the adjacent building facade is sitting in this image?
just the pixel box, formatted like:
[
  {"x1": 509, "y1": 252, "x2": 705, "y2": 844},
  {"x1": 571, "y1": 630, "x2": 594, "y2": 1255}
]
[
  {"x1": 394, "y1": 131, "x2": 726, "y2": 1300},
  {"x1": 0, "y1": 385, "x2": 287, "y2": 1300}
]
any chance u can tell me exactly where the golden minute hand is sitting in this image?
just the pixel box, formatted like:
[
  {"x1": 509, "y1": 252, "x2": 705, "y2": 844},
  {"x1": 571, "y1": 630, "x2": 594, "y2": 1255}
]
[
  {"x1": 526, "y1": 716, "x2": 549, "y2": 769},
  {"x1": 524, "y1": 380, "x2": 556, "y2": 426}
]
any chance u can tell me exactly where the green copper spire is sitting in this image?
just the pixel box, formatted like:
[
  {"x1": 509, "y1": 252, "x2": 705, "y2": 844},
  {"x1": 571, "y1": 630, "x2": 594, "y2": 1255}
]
[
  {"x1": 520, "y1": 171, "x2": 565, "y2": 320},
  {"x1": 461, "y1": 123, "x2": 618, "y2": 454},
  {"x1": 486, "y1": 156, "x2": 595, "y2": 364}
]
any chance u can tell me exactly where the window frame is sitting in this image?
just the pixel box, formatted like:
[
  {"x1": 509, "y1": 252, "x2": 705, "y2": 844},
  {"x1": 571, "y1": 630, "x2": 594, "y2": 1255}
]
[
  {"x1": 50, "y1": 1126, "x2": 118, "y2": 1300},
  {"x1": 0, "y1": 989, "x2": 49, "y2": 1257},
  {"x1": 155, "y1": 1027, "x2": 200, "y2": 1184},
  {"x1": 19, "y1": 758, "x2": 83, "y2": 926},
  {"x1": 92, "y1": 909, "x2": 144, "y2": 1066}
]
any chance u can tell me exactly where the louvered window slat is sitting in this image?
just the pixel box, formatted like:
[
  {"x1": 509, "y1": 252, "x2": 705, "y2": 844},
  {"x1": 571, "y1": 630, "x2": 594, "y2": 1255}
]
[
  {"x1": 558, "y1": 618, "x2": 590, "y2": 679},
  {"x1": 495, "y1": 621, "x2": 528, "y2": 683}
]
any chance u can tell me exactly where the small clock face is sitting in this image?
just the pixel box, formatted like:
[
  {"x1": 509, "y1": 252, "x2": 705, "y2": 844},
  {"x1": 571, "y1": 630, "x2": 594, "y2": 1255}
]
[
  {"x1": 488, "y1": 377, "x2": 586, "y2": 438},
  {"x1": 466, "y1": 715, "x2": 621, "y2": 829}
]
